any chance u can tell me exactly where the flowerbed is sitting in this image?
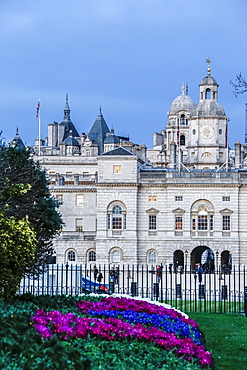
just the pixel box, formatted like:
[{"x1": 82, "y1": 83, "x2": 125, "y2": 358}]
[{"x1": 31, "y1": 295, "x2": 212, "y2": 368}]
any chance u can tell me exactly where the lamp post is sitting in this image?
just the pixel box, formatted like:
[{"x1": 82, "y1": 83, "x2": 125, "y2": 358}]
[{"x1": 216, "y1": 251, "x2": 219, "y2": 274}]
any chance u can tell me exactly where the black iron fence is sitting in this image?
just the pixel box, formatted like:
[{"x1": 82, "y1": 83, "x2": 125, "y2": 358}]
[{"x1": 19, "y1": 264, "x2": 247, "y2": 314}]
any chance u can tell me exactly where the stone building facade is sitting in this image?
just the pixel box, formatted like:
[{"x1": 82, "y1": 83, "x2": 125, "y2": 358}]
[{"x1": 16, "y1": 64, "x2": 247, "y2": 270}]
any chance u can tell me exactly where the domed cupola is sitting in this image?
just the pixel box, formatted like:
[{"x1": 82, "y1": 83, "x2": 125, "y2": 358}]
[
  {"x1": 104, "y1": 128, "x2": 120, "y2": 152},
  {"x1": 64, "y1": 131, "x2": 80, "y2": 147},
  {"x1": 169, "y1": 83, "x2": 195, "y2": 115},
  {"x1": 195, "y1": 60, "x2": 226, "y2": 118},
  {"x1": 104, "y1": 129, "x2": 120, "y2": 144}
]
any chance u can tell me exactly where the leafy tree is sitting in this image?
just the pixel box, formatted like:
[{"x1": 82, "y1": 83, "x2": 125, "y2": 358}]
[
  {"x1": 230, "y1": 73, "x2": 247, "y2": 96},
  {"x1": 0, "y1": 145, "x2": 63, "y2": 276},
  {"x1": 0, "y1": 212, "x2": 37, "y2": 300}
]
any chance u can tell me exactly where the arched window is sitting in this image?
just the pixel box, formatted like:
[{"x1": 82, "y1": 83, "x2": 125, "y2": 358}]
[
  {"x1": 88, "y1": 250, "x2": 96, "y2": 262},
  {"x1": 205, "y1": 88, "x2": 211, "y2": 99},
  {"x1": 107, "y1": 202, "x2": 126, "y2": 230},
  {"x1": 147, "y1": 250, "x2": 157, "y2": 264},
  {"x1": 110, "y1": 248, "x2": 122, "y2": 263},
  {"x1": 180, "y1": 134, "x2": 185, "y2": 146},
  {"x1": 191, "y1": 201, "x2": 214, "y2": 233},
  {"x1": 67, "y1": 250, "x2": 76, "y2": 262}
]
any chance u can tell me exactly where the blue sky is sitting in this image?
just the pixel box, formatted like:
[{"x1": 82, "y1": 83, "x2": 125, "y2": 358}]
[{"x1": 1, "y1": 0, "x2": 247, "y2": 149}]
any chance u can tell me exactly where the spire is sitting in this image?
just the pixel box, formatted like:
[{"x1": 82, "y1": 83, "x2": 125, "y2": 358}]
[
  {"x1": 63, "y1": 93, "x2": 70, "y2": 121},
  {"x1": 99, "y1": 105, "x2": 102, "y2": 117},
  {"x1": 206, "y1": 58, "x2": 211, "y2": 75},
  {"x1": 60, "y1": 94, "x2": 79, "y2": 139}
]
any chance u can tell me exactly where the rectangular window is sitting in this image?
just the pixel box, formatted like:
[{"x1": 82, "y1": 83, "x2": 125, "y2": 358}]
[
  {"x1": 56, "y1": 194, "x2": 63, "y2": 206},
  {"x1": 76, "y1": 218, "x2": 83, "y2": 232},
  {"x1": 192, "y1": 216, "x2": 196, "y2": 231},
  {"x1": 222, "y1": 215, "x2": 230, "y2": 231},
  {"x1": 112, "y1": 216, "x2": 122, "y2": 229},
  {"x1": 149, "y1": 215, "x2": 157, "y2": 230},
  {"x1": 223, "y1": 196, "x2": 230, "y2": 201},
  {"x1": 175, "y1": 216, "x2": 183, "y2": 230},
  {"x1": 175, "y1": 196, "x2": 183, "y2": 201},
  {"x1": 149, "y1": 196, "x2": 157, "y2": 201},
  {"x1": 76, "y1": 194, "x2": 83, "y2": 206},
  {"x1": 113, "y1": 165, "x2": 122, "y2": 174},
  {"x1": 198, "y1": 215, "x2": 208, "y2": 230}
]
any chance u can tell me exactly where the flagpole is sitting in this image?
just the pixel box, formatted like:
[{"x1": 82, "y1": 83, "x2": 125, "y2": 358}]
[
  {"x1": 38, "y1": 108, "x2": 41, "y2": 156},
  {"x1": 36, "y1": 100, "x2": 41, "y2": 156}
]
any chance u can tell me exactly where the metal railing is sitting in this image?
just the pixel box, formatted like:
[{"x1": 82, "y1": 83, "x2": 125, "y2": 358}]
[{"x1": 18, "y1": 264, "x2": 247, "y2": 314}]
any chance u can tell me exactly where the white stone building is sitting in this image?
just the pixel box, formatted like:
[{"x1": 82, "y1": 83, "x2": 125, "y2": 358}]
[{"x1": 14, "y1": 64, "x2": 247, "y2": 270}]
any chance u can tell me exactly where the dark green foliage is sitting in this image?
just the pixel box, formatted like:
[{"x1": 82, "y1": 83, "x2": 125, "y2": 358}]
[
  {"x1": 0, "y1": 295, "x2": 205, "y2": 370},
  {"x1": 0, "y1": 145, "x2": 63, "y2": 275}
]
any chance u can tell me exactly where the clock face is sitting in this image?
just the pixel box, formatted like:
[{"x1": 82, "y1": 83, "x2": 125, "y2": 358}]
[{"x1": 200, "y1": 124, "x2": 214, "y2": 139}]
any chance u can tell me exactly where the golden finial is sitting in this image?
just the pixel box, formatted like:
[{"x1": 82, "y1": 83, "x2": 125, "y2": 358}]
[{"x1": 206, "y1": 58, "x2": 211, "y2": 75}]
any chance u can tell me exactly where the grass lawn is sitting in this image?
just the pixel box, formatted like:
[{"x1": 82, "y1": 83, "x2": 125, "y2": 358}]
[{"x1": 188, "y1": 312, "x2": 247, "y2": 370}]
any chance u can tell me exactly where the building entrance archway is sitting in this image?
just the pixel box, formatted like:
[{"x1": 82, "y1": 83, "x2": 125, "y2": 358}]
[
  {"x1": 173, "y1": 250, "x2": 184, "y2": 273},
  {"x1": 191, "y1": 246, "x2": 215, "y2": 273}
]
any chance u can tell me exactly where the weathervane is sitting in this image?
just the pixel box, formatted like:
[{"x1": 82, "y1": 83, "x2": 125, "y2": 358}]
[{"x1": 206, "y1": 58, "x2": 211, "y2": 75}]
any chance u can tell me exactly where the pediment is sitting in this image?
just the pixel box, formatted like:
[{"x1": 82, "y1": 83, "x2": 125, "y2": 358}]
[
  {"x1": 146, "y1": 208, "x2": 159, "y2": 214},
  {"x1": 172, "y1": 207, "x2": 186, "y2": 214},
  {"x1": 219, "y1": 208, "x2": 233, "y2": 214}
]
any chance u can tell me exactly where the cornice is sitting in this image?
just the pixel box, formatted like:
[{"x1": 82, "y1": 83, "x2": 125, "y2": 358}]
[
  {"x1": 140, "y1": 183, "x2": 241, "y2": 188},
  {"x1": 50, "y1": 188, "x2": 97, "y2": 193},
  {"x1": 96, "y1": 183, "x2": 139, "y2": 187}
]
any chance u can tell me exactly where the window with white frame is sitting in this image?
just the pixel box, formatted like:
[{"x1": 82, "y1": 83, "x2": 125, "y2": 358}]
[
  {"x1": 191, "y1": 202, "x2": 214, "y2": 233},
  {"x1": 198, "y1": 215, "x2": 208, "y2": 230},
  {"x1": 88, "y1": 250, "x2": 96, "y2": 262},
  {"x1": 67, "y1": 250, "x2": 76, "y2": 262},
  {"x1": 113, "y1": 165, "x2": 121, "y2": 174},
  {"x1": 147, "y1": 250, "x2": 157, "y2": 264},
  {"x1": 175, "y1": 215, "x2": 183, "y2": 230},
  {"x1": 107, "y1": 202, "x2": 126, "y2": 230},
  {"x1": 222, "y1": 215, "x2": 231, "y2": 231},
  {"x1": 149, "y1": 215, "x2": 157, "y2": 230},
  {"x1": 110, "y1": 249, "x2": 121, "y2": 263},
  {"x1": 76, "y1": 194, "x2": 83, "y2": 206},
  {"x1": 149, "y1": 196, "x2": 157, "y2": 202},
  {"x1": 56, "y1": 194, "x2": 63, "y2": 206},
  {"x1": 75, "y1": 218, "x2": 83, "y2": 232},
  {"x1": 223, "y1": 196, "x2": 230, "y2": 201},
  {"x1": 175, "y1": 196, "x2": 183, "y2": 201}
]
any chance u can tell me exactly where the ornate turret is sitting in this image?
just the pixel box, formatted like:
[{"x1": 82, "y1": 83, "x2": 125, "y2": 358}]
[{"x1": 10, "y1": 127, "x2": 25, "y2": 150}]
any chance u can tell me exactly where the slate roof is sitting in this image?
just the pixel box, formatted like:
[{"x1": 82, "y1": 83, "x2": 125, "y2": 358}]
[
  {"x1": 88, "y1": 110, "x2": 110, "y2": 154},
  {"x1": 101, "y1": 146, "x2": 135, "y2": 156}
]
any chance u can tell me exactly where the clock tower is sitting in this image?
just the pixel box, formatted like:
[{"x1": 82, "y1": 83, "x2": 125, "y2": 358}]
[{"x1": 187, "y1": 61, "x2": 229, "y2": 169}]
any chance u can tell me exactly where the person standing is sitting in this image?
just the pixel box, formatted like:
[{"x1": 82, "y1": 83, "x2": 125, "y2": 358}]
[
  {"x1": 93, "y1": 265, "x2": 98, "y2": 281},
  {"x1": 156, "y1": 264, "x2": 163, "y2": 283},
  {"x1": 109, "y1": 267, "x2": 115, "y2": 283},
  {"x1": 114, "y1": 266, "x2": 120, "y2": 285},
  {"x1": 198, "y1": 263, "x2": 203, "y2": 284}
]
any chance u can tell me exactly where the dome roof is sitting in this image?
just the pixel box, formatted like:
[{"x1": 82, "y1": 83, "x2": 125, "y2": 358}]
[
  {"x1": 194, "y1": 101, "x2": 226, "y2": 117},
  {"x1": 200, "y1": 75, "x2": 218, "y2": 86},
  {"x1": 104, "y1": 133, "x2": 120, "y2": 144},
  {"x1": 64, "y1": 135, "x2": 80, "y2": 146},
  {"x1": 169, "y1": 84, "x2": 195, "y2": 114}
]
